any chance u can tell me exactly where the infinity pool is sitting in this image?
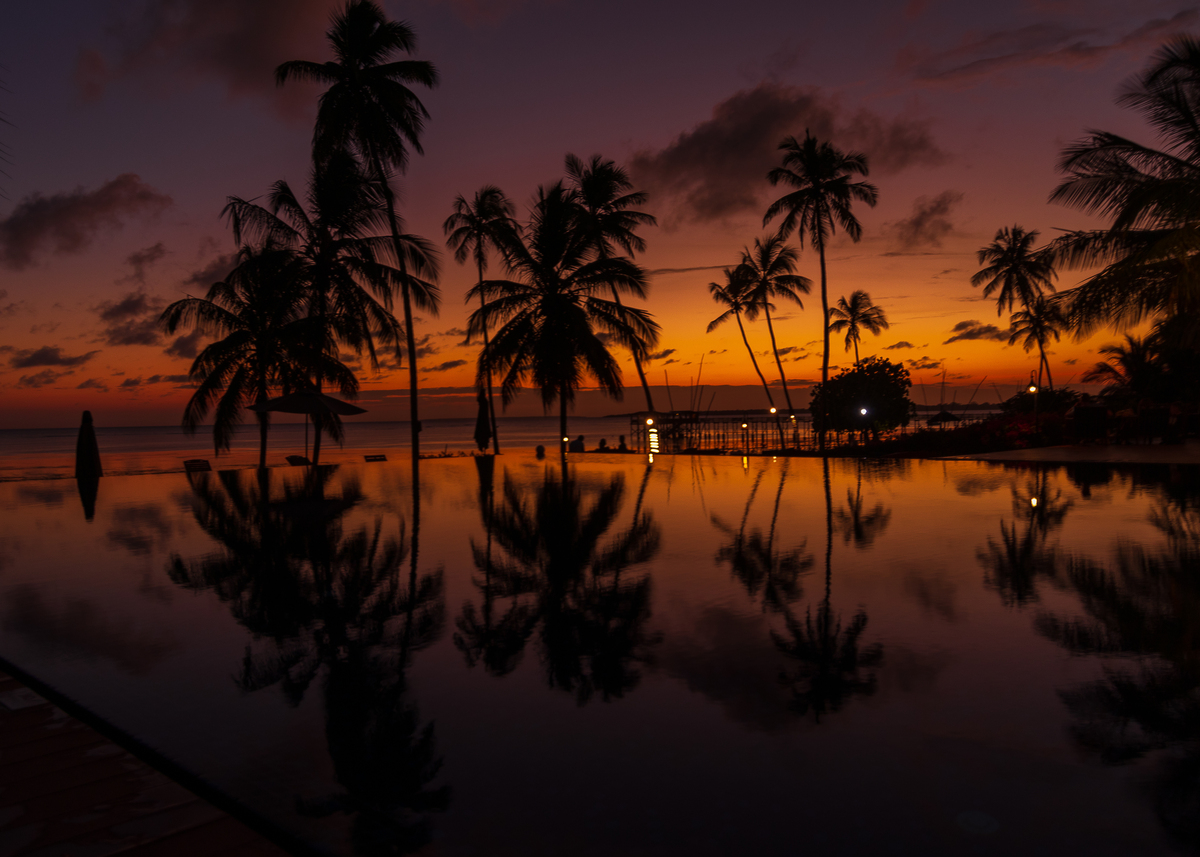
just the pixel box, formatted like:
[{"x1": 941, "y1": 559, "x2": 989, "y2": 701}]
[{"x1": 1, "y1": 455, "x2": 1196, "y2": 856}]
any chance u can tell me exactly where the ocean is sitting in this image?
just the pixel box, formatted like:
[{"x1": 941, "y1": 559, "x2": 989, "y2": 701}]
[{"x1": 0, "y1": 415, "x2": 638, "y2": 481}]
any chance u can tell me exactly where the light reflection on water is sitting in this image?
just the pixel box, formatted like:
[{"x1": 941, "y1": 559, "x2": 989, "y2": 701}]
[{"x1": 0, "y1": 455, "x2": 1197, "y2": 856}]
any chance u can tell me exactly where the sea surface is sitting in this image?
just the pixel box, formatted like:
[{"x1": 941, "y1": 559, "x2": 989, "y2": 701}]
[
  {"x1": 1, "y1": 454, "x2": 1197, "y2": 855},
  {"x1": 0, "y1": 416, "x2": 636, "y2": 481}
]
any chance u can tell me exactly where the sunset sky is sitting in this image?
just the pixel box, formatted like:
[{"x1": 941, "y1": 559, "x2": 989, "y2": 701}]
[{"x1": 1, "y1": 0, "x2": 1193, "y2": 428}]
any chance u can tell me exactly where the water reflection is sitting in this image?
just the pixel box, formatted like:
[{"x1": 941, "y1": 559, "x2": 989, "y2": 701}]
[
  {"x1": 170, "y1": 467, "x2": 448, "y2": 854},
  {"x1": 834, "y1": 460, "x2": 893, "y2": 549},
  {"x1": 457, "y1": 462, "x2": 662, "y2": 704},
  {"x1": 977, "y1": 469, "x2": 1072, "y2": 607}
]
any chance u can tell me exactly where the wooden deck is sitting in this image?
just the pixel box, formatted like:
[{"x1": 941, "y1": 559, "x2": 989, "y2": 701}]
[{"x1": 0, "y1": 670, "x2": 293, "y2": 857}]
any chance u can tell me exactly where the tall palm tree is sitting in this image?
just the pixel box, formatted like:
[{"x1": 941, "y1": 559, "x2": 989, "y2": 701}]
[
  {"x1": 736, "y1": 234, "x2": 811, "y2": 414},
  {"x1": 764, "y1": 133, "x2": 878, "y2": 433},
  {"x1": 160, "y1": 245, "x2": 354, "y2": 467},
  {"x1": 444, "y1": 186, "x2": 518, "y2": 455},
  {"x1": 707, "y1": 268, "x2": 777, "y2": 413},
  {"x1": 564, "y1": 153, "x2": 659, "y2": 413},
  {"x1": 468, "y1": 183, "x2": 659, "y2": 458},
  {"x1": 828, "y1": 289, "x2": 889, "y2": 364},
  {"x1": 1048, "y1": 36, "x2": 1200, "y2": 336},
  {"x1": 1008, "y1": 295, "x2": 1065, "y2": 390},
  {"x1": 277, "y1": 0, "x2": 440, "y2": 456},
  {"x1": 225, "y1": 153, "x2": 433, "y2": 464},
  {"x1": 971, "y1": 225, "x2": 1057, "y2": 316},
  {"x1": 1081, "y1": 334, "x2": 1165, "y2": 397}
]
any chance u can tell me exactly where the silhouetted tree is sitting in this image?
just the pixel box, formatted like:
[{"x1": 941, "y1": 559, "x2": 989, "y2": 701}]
[
  {"x1": 971, "y1": 225, "x2": 1056, "y2": 316},
  {"x1": 828, "y1": 289, "x2": 889, "y2": 365},
  {"x1": 1008, "y1": 294, "x2": 1065, "y2": 390}
]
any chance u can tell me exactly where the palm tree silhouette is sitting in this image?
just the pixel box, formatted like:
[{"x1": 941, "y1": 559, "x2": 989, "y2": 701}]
[
  {"x1": 764, "y1": 132, "x2": 878, "y2": 448},
  {"x1": 565, "y1": 153, "x2": 659, "y2": 413},
  {"x1": 1082, "y1": 334, "x2": 1165, "y2": 399},
  {"x1": 1008, "y1": 295, "x2": 1065, "y2": 390},
  {"x1": 444, "y1": 186, "x2": 518, "y2": 455},
  {"x1": 277, "y1": 0, "x2": 440, "y2": 457},
  {"x1": 707, "y1": 268, "x2": 781, "y2": 428},
  {"x1": 1048, "y1": 36, "x2": 1200, "y2": 335},
  {"x1": 160, "y1": 245, "x2": 354, "y2": 467},
  {"x1": 736, "y1": 234, "x2": 811, "y2": 415},
  {"x1": 468, "y1": 183, "x2": 659, "y2": 459},
  {"x1": 828, "y1": 289, "x2": 889, "y2": 365},
  {"x1": 225, "y1": 152, "x2": 434, "y2": 464},
  {"x1": 971, "y1": 225, "x2": 1056, "y2": 317},
  {"x1": 833, "y1": 462, "x2": 892, "y2": 548},
  {"x1": 976, "y1": 471, "x2": 1071, "y2": 607}
]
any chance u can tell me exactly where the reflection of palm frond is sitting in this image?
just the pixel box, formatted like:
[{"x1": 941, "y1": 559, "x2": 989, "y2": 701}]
[{"x1": 772, "y1": 604, "x2": 883, "y2": 723}]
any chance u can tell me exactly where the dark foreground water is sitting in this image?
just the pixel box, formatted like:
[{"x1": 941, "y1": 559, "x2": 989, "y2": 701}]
[{"x1": 0, "y1": 454, "x2": 1197, "y2": 856}]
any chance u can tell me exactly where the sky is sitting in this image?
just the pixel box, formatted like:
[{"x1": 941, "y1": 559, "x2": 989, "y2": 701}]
[{"x1": 0, "y1": 0, "x2": 1195, "y2": 428}]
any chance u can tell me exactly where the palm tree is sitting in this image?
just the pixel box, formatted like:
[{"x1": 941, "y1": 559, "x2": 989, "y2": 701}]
[
  {"x1": 765, "y1": 133, "x2": 878, "y2": 419},
  {"x1": 160, "y1": 245, "x2": 354, "y2": 467},
  {"x1": 564, "y1": 153, "x2": 659, "y2": 413},
  {"x1": 828, "y1": 290, "x2": 889, "y2": 365},
  {"x1": 971, "y1": 225, "x2": 1057, "y2": 316},
  {"x1": 736, "y1": 234, "x2": 811, "y2": 414},
  {"x1": 468, "y1": 183, "x2": 659, "y2": 458},
  {"x1": 1082, "y1": 334, "x2": 1164, "y2": 397},
  {"x1": 444, "y1": 186, "x2": 518, "y2": 455},
  {"x1": 225, "y1": 153, "x2": 433, "y2": 464},
  {"x1": 1008, "y1": 295, "x2": 1065, "y2": 390},
  {"x1": 1047, "y1": 36, "x2": 1200, "y2": 336},
  {"x1": 277, "y1": 0, "x2": 440, "y2": 456},
  {"x1": 707, "y1": 268, "x2": 778, "y2": 413}
]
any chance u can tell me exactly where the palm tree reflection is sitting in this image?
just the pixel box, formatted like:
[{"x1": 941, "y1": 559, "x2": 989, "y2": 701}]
[
  {"x1": 170, "y1": 467, "x2": 448, "y2": 854},
  {"x1": 456, "y1": 461, "x2": 662, "y2": 704},
  {"x1": 772, "y1": 458, "x2": 882, "y2": 723},
  {"x1": 833, "y1": 460, "x2": 892, "y2": 549},
  {"x1": 977, "y1": 468, "x2": 1072, "y2": 607}
]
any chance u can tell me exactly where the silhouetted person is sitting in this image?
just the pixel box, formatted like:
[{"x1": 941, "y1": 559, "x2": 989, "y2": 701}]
[
  {"x1": 568, "y1": 435, "x2": 585, "y2": 453},
  {"x1": 617, "y1": 435, "x2": 628, "y2": 452},
  {"x1": 597, "y1": 438, "x2": 608, "y2": 451},
  {"x1": 75, "y1": 411, "x2": 102, "y2": 521},
  {"x1": 535, "y1": 445, "x2": 546, "y2": 460}
]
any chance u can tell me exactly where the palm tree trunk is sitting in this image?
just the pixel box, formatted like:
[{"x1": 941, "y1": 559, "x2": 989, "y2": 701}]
[
  {"x1": 257, "y1": 411, "x2": 269, "y2": 470},
  {"x1": 559, "y1": 388, "x2": 569, "y2": 460},
  {"x1": 736, "y1": 313, "x2": 786, "y2": 448},
  {"x1": 853, "y1": 336, "x2": 860, "y2": 365},
  {"x1": 764, "y1": 305, "x2": 794, "y2": 413},
  {"x1": 1040, "y1": 344, "x2": 1054, "y2": 391},
  {"x1": 479, "y1": 261, "x2": 500, "y2": 454},
  {"x1": 818, "y1": 239, "x2": 830, "y2": 452},
  {"x1": 609, "y1": 287, "x2": 656, "y2": 413}
]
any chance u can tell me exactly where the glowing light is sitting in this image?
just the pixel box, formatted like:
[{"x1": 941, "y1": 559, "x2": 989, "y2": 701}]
[
  {"x1": 789, "y1": 414, "x2": 796, "y2": 420},
  {"x1": 1028, "y1": 385, "x2": 1037, "y2": 393},
  {"x1": 741, "y1": 423, "x2": 748, "y2": 429},
  {"x1": 1030, "y1": 497, "x2": 1038, "y2": 507},
  {"x1": 742, "y1": 456, "x2": 748, "y2": 470},
  {"x1": 562, "y1": 437, "x2": 569, "y2": 443},
  {"x1": 769, "y1": 407, "x2": 777, "y2": 414},
  {"x1": 860, "y1": 408, "x2": 868, "y2": 416},
  {"x1": 646, "y1": 418, "x2": 654, "y2": 426},
  {"x1": 648, "y1": 453, "x2": 654, "y2": 463}
]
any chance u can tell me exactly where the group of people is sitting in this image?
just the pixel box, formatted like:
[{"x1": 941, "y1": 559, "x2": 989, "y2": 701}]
[{"x1": 535, "y1": 435, "x2": 630, "y2": 458}]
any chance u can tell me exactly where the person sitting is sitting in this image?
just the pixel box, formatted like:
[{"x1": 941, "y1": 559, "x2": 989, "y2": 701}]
[
  {"x1": 597, "y1": 438, "x2": 608, "y2": 451},
  {"x1": 535, "y1": 444, "x2": 546, "y2": 459},
  {"x1": 568, "y1": 435, "x2": 585, "y2": 453},
  {"x1": 617, "y1": 435, "x2": 628, "y2": 452}
]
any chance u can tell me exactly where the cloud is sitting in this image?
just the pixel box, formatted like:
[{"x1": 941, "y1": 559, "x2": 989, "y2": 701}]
[
  {"x1": 902, "y1": 10, "x2": 1200, "y2": 84},
  {"x1": 120, "y1": 374, "x2": 192, "y2": 389},
  {"x1": 77, "y1": 378, "x2": 110, "y2": 391},
  {"x1": 10, "y1": 346, "x2": 99, "y2": 368},
  {"x1": 887, "y1": 191, "x2": 963, "y2": 251},
  {"x1": 16, "y1": 369, "x2": 73, "y2": 388},
  {"x1": 122, "y1": 242, "x2": 168, "y2": 284},
  {"x1": 943, "y1": 319, "x2": 1010, "y2": 344},
  {"x1": 164, "y1": 329, "x2": 208, "y2": 360},
  {"x1": 630, "y1": 82, "x2": 945, "y2": 224},
  {"x1": 183, "y1": 252, "x2": 237, "y2": 289},
  {"x1": 647, "y1": 348, "x2": 677, "y2": 361},
  {"x1": 437, "y1": 327, "x2": 468, "y2": 337},
  {"x1": 883, "y1": 341, "x2": 916, "y2": 350},
  {"x1": 0, "y1": 290, "x2": 22, "y2": 318},
  {"x1": 707, "y1": 349, "x2": 728, "y2": 355},
  {"x1": 414, "y1": 335, "x2": 439, "y2": 359},
  {"x1": 120, "y1": 377, "x2": 143, "y2": 388},
  {"x1": 0, "y1": 175, "x2": 172, "y2": 271},
  {"x1": 95, "y1": 291, "x2": 167, "y2": 347},
  {"x1": 775, "y1": 346, "x2": 803, "y2": 356},
  {"x1": 907, "y1": 357, "x2": 942, "y2": 370},
  {"x1": 425, "y1": 359, "x2": 467, "y2": 372}
]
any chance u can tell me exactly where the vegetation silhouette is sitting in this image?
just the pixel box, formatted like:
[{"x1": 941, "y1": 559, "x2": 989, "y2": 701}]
[
  {"x1": 168, "y1": 467, "x2": 448, "y2": 853},
  {"x1": 833, "y1": 460, "x2": 892, "y2": 548},
  {"x1": 1008, "y1": 295, "x2": 1066, "y2": 391},
  {"x1": 278, "y1": 0, "x2": 440, "y2": 458},
  {"x1": 828, "y1": 289, "x2": 889, "y2": 365},
  {"x1": 711, "y1": 461, "x2": 814, "y2": 615},
  {"x1": 454, "y1": 461, "x2": 662, "y2": 704},
  {"x1": 764, "y1": 132, "x2": 878, "y2": 449},
  {"x1": 972, "y1": 225, "x2": 1057, "y2": 317},
  {"x1": 772, "y1": 458, "x2": 882, "y2": 722},
  {"x1": 1035, "y1": 474, "x2": 1200, "y2": 851},
  {"x1": 444, "y1": 186, "x2": 518, "y2": 454},
  {"x1": 467, "y1": 182, "x2": 659, "y2": 460}
]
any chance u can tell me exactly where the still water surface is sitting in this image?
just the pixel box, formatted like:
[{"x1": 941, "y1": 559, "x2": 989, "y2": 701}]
[{"x1": 0, "y1": 455, "x2": 1196, "y2": 855}]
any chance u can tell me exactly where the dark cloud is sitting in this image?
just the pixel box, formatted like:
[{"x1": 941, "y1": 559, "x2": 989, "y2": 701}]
[
  {"x1": 907, "y1": 357, "x2": 942, "y2": 370},
  {"x1": 775, "y1": 346, "x2": 803, "y2": 356},
  {"x1": 425, "y1": 359, "x2": 468, "y2": 372},
  {"x1": 30, "y1": 321, "x2": 60, "y2": 334},
  {"x1": 10, "y1": 345, "x2": 99, "y2": 368},
  {"x1": 120, "y1": 377, "x2": 143, "y2": 388},
  {"x1": 17, "y1": 369, "x2": 73, "y2": 388},
  {"x1": 647, "y1": 348, "x2": 677, "y2": 361},
  {"x1": 77, "y1": 378, "x2": 110, "y2": 391},
  {"x1": 648, "y1": 264, "x2": 727, "y2": 276},
  {"x1": 164, "y1": 329, "x2": 207, "y2": 360},
  {"x1": 707, "y1": 349, "x2": 728, "y2": 355},
  {"x1": 0, "y1": 290, "x2": 22, "y2": 318},
  {"x1": 887, "y1": 191, "x2": 963, "y2": 251},
  {"x1": 943, "y1": 320, "x2": 1010, "y2": 344},
  {"x1": 661, "y1": 358, "x2": 679, "y2": 366},
  {"x1": 95, "y1": 291, "x2": 167, "y2": 347},
  {"x1": 414, "y1": 335, "x2": 439, "y2": 359},
  {"x1": 183, "y1": 252, "x2": 237, "y2": 289},
  {"x1": 1063, "y1": 358, "x2": 1078, "y2": 366},
  {"x1": 0, "y1": 175, "x2": 172, "y2": 271},
  {"x1": 902, "y1": 11, "x2": 1200, "y2": 84},
  {"x1": 630, "y1": 82, "x2": 945, "y2": 224},
  {"x1": 437, "y1": 327, "x2": 468, "y2": 337},
  {"x1": 121, "y1": 242, "x2": 168, "y2": 285},
  {"x1": 883, "y1": 341, "x2": 916, "y2": 350}
]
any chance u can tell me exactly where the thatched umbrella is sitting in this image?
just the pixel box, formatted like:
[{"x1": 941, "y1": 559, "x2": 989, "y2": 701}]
[{"x1": 249, "y1": 393, "x2": 367, "y2": 466}]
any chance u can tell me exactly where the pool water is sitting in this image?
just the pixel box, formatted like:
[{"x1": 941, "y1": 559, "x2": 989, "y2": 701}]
[{"x1": 0, "y1": 454, "x2": 1196, "y2": 856}]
